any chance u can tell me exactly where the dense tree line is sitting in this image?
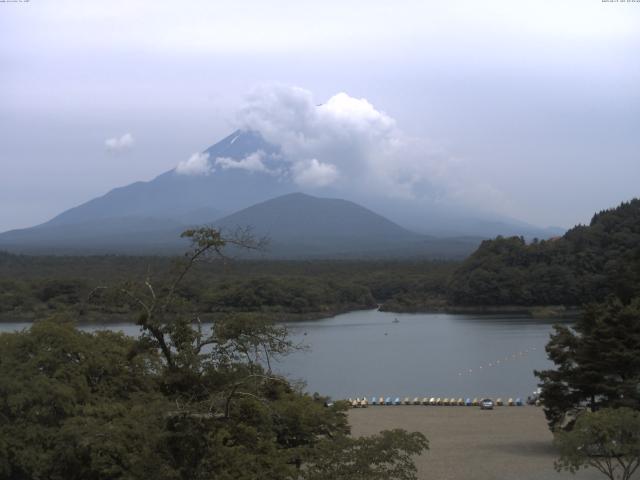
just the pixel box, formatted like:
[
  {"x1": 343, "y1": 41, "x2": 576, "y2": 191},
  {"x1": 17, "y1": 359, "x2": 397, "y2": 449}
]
[
  {"x1": 0, "y1": 254, "x2": 456, "y2": 321},
  {"x1": 448, "y1": 199, "x2": 640, "y2": 306}
]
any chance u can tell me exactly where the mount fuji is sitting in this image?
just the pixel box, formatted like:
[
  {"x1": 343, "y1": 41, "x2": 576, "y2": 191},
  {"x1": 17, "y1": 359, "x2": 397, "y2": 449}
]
[{"x1": 0, "y1": 130, "x2": 562, "y2": 257}]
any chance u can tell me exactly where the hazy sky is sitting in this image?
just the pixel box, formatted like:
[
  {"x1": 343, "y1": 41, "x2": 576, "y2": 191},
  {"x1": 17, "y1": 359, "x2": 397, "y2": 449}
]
[{"x1": 1, "y1": 0, "x2": 639, "y2": 232}]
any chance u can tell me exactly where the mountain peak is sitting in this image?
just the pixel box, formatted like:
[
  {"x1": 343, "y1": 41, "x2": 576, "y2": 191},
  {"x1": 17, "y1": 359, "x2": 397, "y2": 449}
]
[
  {"x1": 216, "y1": 192, "x2": 416, "y2": 240},
  {"x1": 202, "y1": 129, "x2": 280, "y2": 162}
]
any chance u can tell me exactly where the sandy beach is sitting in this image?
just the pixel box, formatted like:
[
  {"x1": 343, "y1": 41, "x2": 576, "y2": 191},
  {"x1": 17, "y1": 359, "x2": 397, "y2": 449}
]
[{"x1": 349, "y1": 406, "x2": 636, "y2": 480}]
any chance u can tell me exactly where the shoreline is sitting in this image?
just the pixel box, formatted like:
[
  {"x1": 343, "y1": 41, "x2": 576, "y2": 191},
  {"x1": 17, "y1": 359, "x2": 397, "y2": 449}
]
[
  {"x1": 380, "y1": 304, "x2": 582, "y2": 318},
  {"x1": 0, "y1": 305, "x2": 372, "y2": 325},
  {"x1": 0, "y1": 303, "x2": 580, "y2": 324}
]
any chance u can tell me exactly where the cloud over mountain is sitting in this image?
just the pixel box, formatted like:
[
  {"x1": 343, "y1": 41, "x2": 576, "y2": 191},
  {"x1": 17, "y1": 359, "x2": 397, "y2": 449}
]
[
  {"x1": 234, "y1": 85, "x2": 472, "y2": 203},
  {"x1": 176, "y1": 152, "x2": 212, "y2": 175},
  {"x1": 215, "y1": 150, "x2": 273, "y2": 174},
  {"x1": 291, "y1": 158, "x2": 339, "y2": 187},
  {"x1": 170, "y1": 85, "x2": 510, "y2": 215},
  {"x1": 226, "y1": 85, "x2": 509, "y2": 216}
]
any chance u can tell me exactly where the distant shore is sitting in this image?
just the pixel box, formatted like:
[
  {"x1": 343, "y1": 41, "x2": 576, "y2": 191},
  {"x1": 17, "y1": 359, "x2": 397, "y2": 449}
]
[
  {"x1": 0, "y1": 303, "x2": 581, "y2": 324},
  {"x1": 0, "y1": 305, "x2": 370, "y2": 324},
  {"x1": 348, "y1": 406, "x2": 613, "y2": 480},
  {"x1": 380, "y1": 304, "x2": 582, "y2": 318}
]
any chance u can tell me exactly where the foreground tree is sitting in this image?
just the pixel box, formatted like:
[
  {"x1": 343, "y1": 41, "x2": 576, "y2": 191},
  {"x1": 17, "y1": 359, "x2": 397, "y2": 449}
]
[
  {"x1": 0, "y1": 317, "x2": 170, "y2": 480},
  {"x1": 535, "y1": 296, "x2": 640, "y2": 429},
  {"x1": 0, "y1": 228, "x2": 428, "y2": 479},
  {"x1": 554, "y1": 408, "x2": 640, "y2": 480},
  {"x1": 304, "y1": 429, "x2": 428, "y2": 480}
]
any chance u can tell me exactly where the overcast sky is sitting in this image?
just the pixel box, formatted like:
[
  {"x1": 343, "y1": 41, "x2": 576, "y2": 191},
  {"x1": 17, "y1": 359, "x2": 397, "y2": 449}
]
[{"x1": 1, "y1": 0, "x2": 639, "y2": 232}]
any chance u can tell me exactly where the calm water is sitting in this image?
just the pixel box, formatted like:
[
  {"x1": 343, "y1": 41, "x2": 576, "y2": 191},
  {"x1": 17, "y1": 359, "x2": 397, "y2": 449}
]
[
  {"x1": 0, "y1": 309, "x2": 562, "y2": 400},
  {"x1": 279, "y1": 310, "x2": 561, "y2": 400}
]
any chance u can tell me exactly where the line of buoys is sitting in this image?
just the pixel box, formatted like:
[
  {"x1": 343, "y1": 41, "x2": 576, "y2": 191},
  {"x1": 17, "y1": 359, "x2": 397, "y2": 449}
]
[
  {"x1": 455, "y1": 346, "x2": 539, "y2": 378},
  {"x1": 348, "y1": 396, "x2": 526, "y2": 407}
]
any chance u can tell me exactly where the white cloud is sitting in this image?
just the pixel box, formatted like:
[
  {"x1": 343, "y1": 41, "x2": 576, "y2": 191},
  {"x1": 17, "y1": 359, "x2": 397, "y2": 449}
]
[
  {"x1": 104, "y1": 133, "x2": 134, "y2": 152},
  {"x1": 175, "y1": 152, "x2": 212, "y2": 176},
  {"x1": 215, "y1": 150, "x2": 271, "y2": 173},
  {"x1": 292, "y1": 159, "x2": 339, "y2": 188},
  {"x1": 236, "y1": 85, "x2": 455, "y2": 197}
]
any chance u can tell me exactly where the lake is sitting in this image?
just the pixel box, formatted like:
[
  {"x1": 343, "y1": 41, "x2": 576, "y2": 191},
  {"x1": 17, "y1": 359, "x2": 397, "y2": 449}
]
[{"x1": 0, "y1": 309, "x2": 562, "y2": 400}]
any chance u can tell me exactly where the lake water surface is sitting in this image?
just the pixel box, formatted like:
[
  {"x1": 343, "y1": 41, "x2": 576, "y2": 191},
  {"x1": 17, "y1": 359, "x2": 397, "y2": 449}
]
[{"x1": 0, "y1": 309, "x2": 562, "y2": 400}]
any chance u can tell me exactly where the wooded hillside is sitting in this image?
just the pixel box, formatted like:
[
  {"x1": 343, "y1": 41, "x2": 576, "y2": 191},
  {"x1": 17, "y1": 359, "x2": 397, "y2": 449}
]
[{"x1": 448, "y1": 199, "x2": 640, "y2": 306}]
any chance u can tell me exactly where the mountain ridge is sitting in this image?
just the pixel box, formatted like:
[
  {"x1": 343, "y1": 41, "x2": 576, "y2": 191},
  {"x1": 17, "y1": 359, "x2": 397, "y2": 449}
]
[
  {"x1": 0, "y1": 192, "x2": 482, "y2": 258},
  {"x1": 42, "y1": 130, "x2": 288, "y2": 228},
  {"x1": 0, "y1": 129, "x2": 563, "y2": 257}
]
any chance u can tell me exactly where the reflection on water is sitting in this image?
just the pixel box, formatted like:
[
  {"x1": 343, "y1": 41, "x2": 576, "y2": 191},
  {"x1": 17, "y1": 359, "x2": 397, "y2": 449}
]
[{"x1": 0, "y1": 309, "x2": 565, "y2": 400}]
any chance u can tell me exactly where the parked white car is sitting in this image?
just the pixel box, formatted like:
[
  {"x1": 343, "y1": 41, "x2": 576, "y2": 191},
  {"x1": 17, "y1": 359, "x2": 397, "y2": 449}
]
[{"x1": 480, "y1": 398, "x2": 494, "y2": 410}]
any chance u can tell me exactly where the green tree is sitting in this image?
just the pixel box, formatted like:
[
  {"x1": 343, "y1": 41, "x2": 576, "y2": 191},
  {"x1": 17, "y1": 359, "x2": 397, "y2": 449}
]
[
  {"x1": 0, "y1": 316, "x2": 170, "y2": 480},
  {"x1": 554, "y1": 408, "x2": 640, "y2": 480},
  {"x1": 535, "y1": 297, "x2": 640, "y2": 430},
  {"x1": 303, "y1": 429, "x2": 428, "y2": 480}
]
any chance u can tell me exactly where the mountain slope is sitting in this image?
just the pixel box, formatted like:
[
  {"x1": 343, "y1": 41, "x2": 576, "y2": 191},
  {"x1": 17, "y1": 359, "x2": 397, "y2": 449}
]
[
  {"x1": 0, "y1": 193, "x2": 482, "y2": 258},
  {"x1": 217, "y1": 193, "x2": 417, "y2": 241},
  {"x1": 0, "y1": 217, "x2": 188, "y2": 254},
  {"x1": 214, "y1": 193, "x2": 480, "y2": 258},
  {"x1": 44, "y1": 130, "x2": 289, "y2": 227}
]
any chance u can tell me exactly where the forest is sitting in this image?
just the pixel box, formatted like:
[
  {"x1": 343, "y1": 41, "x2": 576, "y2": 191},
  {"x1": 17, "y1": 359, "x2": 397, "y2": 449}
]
[
  {"x1": 0, "y1": 253, "x2": 455, "y2": 322},
  {"x1": 1, "y1": 199, "x2": 639, "y2": 321},
  {"x1": 448, "y1": 199, "x2": 640, "y2": 307}
]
